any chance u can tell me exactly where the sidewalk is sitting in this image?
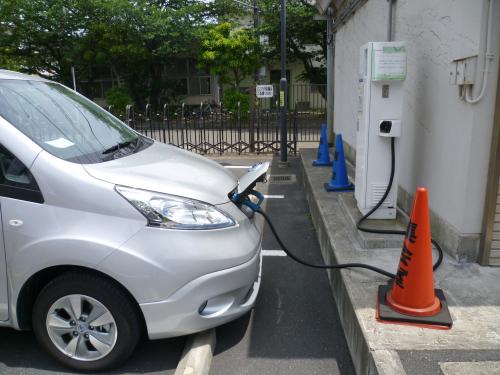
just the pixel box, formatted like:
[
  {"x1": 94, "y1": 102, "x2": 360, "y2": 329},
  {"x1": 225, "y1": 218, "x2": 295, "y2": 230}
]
[{"x1": 300, "y1": 148, "x2": 500, "y2": 375}]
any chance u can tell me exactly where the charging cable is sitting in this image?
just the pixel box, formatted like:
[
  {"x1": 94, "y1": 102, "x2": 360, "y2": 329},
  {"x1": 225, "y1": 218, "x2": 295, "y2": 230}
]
[
  {"x1": 256, "y1": 209, "x2": 397, "y2": 278},
  {"x1": 248, "y1": 137, "x2": 444, "y2": 279},
  {"x1": 356, "y1": 138, "x2": 443, "y2": 271}
]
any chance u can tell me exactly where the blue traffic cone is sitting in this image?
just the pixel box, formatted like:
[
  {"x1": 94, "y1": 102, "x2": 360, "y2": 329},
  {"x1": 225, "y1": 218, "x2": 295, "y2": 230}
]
[
  {"x1": 313, "y1": 124, "x2": 333, "y2": 166},
  {"x1": 325, "y1": 134, "x2": 354, "y2": 192}
]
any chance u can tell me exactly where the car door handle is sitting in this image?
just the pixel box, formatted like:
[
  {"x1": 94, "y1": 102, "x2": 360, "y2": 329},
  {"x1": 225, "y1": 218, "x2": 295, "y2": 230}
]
[{"x1": 9, "y1": 219, "x2": 23, "y2": 227}]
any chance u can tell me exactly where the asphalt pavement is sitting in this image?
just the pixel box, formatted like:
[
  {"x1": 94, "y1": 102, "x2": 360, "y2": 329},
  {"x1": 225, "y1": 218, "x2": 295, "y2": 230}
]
[
  {"x1": 210, "y1": 155, "x2": 355, "y2": 375},
  {"x1": 0, "y1": 326, "x2": 184, "y2": 374}
]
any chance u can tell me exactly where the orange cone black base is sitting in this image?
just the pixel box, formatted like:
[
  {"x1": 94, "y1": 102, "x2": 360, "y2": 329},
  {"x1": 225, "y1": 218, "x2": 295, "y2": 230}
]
[
  {"x1": 376, "y1": 187, "x2": 453, "y2": 329},
  {"x1": 376, "y1": 284, "x2": 452, "y2": 329}
]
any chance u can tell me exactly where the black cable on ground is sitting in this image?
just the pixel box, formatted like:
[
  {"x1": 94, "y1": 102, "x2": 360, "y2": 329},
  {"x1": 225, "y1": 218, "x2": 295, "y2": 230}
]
[
  {"x1": 355, "y1": 138, "x2": 443, "y2": 271},
  {"x1": 256, "y1": 209, "x2": 396, "y2": 279},
  {"x1": 256, "y1": 137, "x2": 444, "y2": 279}
]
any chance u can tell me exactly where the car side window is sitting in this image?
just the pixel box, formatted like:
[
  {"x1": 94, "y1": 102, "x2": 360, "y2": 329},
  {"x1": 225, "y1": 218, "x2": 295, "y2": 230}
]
[{"x1": 0, "y1": 144, "x2": 44, "y2": 203}]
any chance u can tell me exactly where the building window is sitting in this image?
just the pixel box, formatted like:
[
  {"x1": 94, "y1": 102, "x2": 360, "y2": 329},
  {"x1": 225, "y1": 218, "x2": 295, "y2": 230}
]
[
  {"x1": 200, "y1": 77, "x2": 211, "y2": 95},
  {"x1": 171, "y1": 59, "x2": 211, "y2": 96}
]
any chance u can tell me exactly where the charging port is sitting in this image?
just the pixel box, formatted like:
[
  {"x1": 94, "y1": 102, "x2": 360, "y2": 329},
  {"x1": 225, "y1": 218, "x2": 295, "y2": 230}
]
[
  {"x1": 380, "y1": 120, "x2": 392, "y2": 134},
  {"x1": 379, "y1": 119, "x2": 401, "y2": 138}
]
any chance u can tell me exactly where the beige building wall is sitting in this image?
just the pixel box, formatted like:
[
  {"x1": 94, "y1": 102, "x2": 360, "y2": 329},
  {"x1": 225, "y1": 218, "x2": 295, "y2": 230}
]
[{"x1": 333, "y1": 0, "x2": 500, "y2": 260}]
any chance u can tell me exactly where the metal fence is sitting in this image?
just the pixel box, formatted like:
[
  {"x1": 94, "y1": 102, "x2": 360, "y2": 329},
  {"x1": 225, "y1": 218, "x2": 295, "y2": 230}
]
[{"x1": 111, "y1": 84, "x2": 326, "y2": 155}]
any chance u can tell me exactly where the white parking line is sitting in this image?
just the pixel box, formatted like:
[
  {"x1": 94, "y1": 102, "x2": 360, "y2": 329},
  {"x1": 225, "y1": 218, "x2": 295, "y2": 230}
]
[
  {"x1": 262, "y1": 250, "x2": 287, "y2": 257},
  {"x1": 263, "y1": 195, "x2": 285, "y2": 199},
  {"x1": 223, "y1": 165, "x2": 251, "y2": 169}
]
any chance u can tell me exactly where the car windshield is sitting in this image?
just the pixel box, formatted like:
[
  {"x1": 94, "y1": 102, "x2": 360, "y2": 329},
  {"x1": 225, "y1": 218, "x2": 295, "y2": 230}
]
[{"x1": 0, "y1": 79, "x2": 150, "y2": 164}]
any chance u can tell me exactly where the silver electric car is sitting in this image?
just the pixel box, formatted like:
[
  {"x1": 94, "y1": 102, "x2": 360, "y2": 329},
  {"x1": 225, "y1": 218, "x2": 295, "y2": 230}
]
[{"x1": 0, "y1": 70, "x2": 266, "y2": 371}]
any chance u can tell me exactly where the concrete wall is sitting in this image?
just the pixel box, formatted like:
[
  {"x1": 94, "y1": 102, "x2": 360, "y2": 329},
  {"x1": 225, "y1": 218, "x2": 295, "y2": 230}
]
[{"x1": 333, "y1": 0, "x2": 500, "y2": 259}]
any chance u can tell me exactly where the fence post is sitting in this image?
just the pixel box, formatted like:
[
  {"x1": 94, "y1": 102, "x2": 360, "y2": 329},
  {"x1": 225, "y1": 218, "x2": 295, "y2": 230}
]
[
  {"x1": 201, "y1": 102, "x2": 207, "y2": 154},
  {"x1": 162, "y1": 103, "x2": 169, "y2": 144},
  {"x1": 219, "y1": 102, "x2": 223, "y2": 155},
  {"x1": 145, "y1": 103, "x2": 152, "y2": 138},
  {"x1": 293, "y1": 107, "x2": 298, "y2": 155},
  {"x1": 181, "y1": 103, "x2": 186, "y2": 149},
  {"x1": 237, "y1": 101, "x2": 242, "y2": 155},
  {"x1": 250, "y1": 86, "x2": 256, "y2": 153},
  {"x1": 125, "y1": 104, "x2": 133, "y2": 128}
]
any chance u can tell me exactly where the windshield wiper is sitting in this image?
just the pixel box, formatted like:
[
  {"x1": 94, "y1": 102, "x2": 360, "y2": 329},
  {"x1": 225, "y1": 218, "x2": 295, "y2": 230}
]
[
  {"x1": 132, "y1": 136, "x2": 143, "y2": 153},
  {"x1": 102, "y1": 140, "x2": 134, "y2": 155}
]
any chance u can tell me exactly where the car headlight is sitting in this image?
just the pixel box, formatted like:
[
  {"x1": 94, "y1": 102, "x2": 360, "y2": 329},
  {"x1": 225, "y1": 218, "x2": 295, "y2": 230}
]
[{"x1": 116, "y1": 186, "x2": 236, "y2": 230}]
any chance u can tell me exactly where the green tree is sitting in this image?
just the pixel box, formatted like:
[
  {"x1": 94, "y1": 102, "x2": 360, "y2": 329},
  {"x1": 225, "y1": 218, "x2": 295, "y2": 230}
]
[
  {"x1": 0, "y1": 0, "x2": 89, "y2": 83},
  {"x1": 105, "y1": 86, "x2": 133, "y2": 116},
  {"x1": 258, "y1": 0, "x2": 326, "y2": 84},
  {"x1": 198, "y1": 22, "x2": 260, "y2": 90},
  {"x1": 0, "y1": 0, "x2": 225, "y2": 107},
  {"x1": 217, "y1": 0, "x2": 325, "y2": 85}
]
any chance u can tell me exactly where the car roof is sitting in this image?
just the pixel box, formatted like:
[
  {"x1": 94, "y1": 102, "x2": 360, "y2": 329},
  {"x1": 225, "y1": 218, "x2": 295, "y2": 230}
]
[{"x1": 0, "y1": 69, "x2": 49, "y2": 82}]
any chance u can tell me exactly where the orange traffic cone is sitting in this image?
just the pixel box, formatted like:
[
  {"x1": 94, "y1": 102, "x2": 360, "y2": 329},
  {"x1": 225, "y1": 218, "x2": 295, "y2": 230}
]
[{"x1": 376, "y1": 187, "x2": 452, "y2": 329}]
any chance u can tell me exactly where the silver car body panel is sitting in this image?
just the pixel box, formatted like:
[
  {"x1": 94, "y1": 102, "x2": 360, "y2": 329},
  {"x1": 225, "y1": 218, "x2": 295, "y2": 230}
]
[
  {"x1": 0, "y1": 117, "x2": 44, "y2": 321},
  {"x1": 141, "y1": 249, "x2": 262, "y2": 339},
  {"x1": 0, "y1": 71, "x2": 263, "y2": 337},
  {"x1": 84, "y1": 142, "x2": 237, "y2": 205},
  {"x1": 0, "y1": 203, "x2": 6, "y2": 321},
  {"x1": 4, "y1": 150, "x2": 147, "y2": 327},
  {"x1": 98, "y1": 201, "x2": 261, "y2": 304}
]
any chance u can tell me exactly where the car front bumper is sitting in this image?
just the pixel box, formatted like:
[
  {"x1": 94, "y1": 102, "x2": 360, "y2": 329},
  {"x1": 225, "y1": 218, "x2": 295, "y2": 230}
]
[{"x1": 140, "y1": 247, "x2": 262, "y2": 339}]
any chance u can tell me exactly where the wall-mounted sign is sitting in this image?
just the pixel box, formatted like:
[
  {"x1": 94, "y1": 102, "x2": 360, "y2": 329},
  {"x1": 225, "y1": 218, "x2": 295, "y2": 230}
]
[
  {"x1": 256, "y1": 85, "x2": 274, "y2": 98},
  {"x1": 372, "y1": 44, "x2": 407, "y2": 81},
  {"x1": 279, "y1": 90, "x2": 285, "y2": 107}
]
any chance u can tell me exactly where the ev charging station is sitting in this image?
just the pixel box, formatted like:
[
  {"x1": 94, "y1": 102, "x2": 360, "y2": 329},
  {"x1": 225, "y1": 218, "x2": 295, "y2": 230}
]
[{"x1": 355, "y1": 42, "x2": 407, "y2": 219}]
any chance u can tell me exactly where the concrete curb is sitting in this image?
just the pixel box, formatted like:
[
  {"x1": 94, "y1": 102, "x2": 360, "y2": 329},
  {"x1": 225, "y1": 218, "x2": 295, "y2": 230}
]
[
  {"x1": 300, "y1": 153, "x2": 376, "y2": 375},
  {"x1": 299, "y1": 148, "x2": 500, "y2": 374},
  {"x1": 175, "y1": 329, "x2": 216, "y2": 375}
]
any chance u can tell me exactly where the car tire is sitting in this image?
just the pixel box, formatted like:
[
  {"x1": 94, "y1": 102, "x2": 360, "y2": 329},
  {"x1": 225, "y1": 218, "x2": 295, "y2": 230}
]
[{"x1": 32, "y1": 271, "x2": 141, "y2": 372}]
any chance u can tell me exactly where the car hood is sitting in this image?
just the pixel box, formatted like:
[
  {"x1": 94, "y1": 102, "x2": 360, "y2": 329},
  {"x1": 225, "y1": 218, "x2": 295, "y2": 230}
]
[{"x1": 83, "y1": 142, "x2": 237, "y2": 205}]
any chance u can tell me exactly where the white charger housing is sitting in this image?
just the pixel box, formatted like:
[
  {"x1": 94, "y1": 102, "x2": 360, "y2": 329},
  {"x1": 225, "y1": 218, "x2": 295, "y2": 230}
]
[{"x1": 354, "y1": 42, "x2": 406, "y2": 219}]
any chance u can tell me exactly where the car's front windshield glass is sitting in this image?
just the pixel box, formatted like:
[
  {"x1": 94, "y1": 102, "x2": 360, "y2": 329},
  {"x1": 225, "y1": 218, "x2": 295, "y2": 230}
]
[{"x1": 0, "y1": 79, "x2": 148, "y2": 164}]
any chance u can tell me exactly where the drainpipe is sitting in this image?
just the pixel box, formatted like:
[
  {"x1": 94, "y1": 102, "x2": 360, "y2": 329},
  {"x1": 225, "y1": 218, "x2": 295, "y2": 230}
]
[
  {"x1": 387, "y1": 0, "x2": 395, "y2": 41},
  {"x1": 465, "y1": 0, "x2": 495, "y2": 104}
]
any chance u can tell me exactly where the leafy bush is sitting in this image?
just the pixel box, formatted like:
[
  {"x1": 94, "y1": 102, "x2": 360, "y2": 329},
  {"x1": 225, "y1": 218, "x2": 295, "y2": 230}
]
[
  {"x1": 223, "y1": 90, "x2": 250, "y2": 114},
  {"x1": 105, "y1": 86, "x2": 133, "y2": 116}
]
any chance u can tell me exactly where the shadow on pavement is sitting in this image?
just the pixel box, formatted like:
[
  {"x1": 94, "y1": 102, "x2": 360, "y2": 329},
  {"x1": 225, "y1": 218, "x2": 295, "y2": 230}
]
[{"x1": 0, "y1": 327, "x2": 184, "y2": 375}]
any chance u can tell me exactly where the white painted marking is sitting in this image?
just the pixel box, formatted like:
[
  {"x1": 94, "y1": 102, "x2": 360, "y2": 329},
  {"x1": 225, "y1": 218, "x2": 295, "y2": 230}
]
[
  {"x1": 262, "y1": 250, "x2": 287, "y2": 257},
  {"x1": 263, "y1": 195, "x2": 285, "y2": 199},
  {"x1": 440, "y1": 361, "x2": 500, "y2": 375},
  {"x1": 223, "y1": 165, "x2": 251, "y2": 169}
]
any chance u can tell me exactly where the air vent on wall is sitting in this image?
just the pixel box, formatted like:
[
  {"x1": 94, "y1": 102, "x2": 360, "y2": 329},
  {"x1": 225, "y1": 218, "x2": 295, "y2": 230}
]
[{"x1": 371, "y1": 184, "x2": 393, "y2": 207}]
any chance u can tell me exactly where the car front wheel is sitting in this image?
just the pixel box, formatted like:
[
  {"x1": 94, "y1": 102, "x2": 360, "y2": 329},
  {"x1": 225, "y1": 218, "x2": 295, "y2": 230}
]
[{"x1": 32, "y1": 272, "x2": 141, "y2": 372}]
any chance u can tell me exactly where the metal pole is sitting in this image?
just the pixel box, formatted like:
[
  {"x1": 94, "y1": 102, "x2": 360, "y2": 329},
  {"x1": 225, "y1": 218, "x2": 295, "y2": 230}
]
[
  {"x1": 71, "y1": 66, "x2": 77, "y2": 91},
  {"x1": 326, "y1": 8, "x2": 334, "y2": 145},
  {"x1": 253, "y1": 1, "x2": 260, "y2": 29},
  {"x1": 250, "y1": 0, "x2": 260, "y2": 153},
  {"x1": 279, "y1": 0, "x2": 288, "y2": 164},
  {"x1": 387, "y1": 0, "x2": 394, "y2": 42}
]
